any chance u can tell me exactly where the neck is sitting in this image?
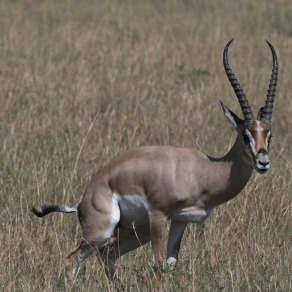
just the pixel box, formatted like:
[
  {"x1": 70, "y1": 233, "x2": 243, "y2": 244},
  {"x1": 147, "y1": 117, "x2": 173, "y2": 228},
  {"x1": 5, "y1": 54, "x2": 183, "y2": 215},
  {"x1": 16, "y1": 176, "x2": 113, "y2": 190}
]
[{"x1": 205, "y1": 136, "x2": 254, "y2": 207}]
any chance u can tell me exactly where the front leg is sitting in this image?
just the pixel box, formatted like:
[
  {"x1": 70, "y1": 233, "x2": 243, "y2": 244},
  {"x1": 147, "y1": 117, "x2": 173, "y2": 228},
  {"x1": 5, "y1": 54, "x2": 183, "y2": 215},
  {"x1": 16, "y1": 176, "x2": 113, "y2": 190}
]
[{"x1": 166, "y1": 221, "x2": 187, "y2": 270}]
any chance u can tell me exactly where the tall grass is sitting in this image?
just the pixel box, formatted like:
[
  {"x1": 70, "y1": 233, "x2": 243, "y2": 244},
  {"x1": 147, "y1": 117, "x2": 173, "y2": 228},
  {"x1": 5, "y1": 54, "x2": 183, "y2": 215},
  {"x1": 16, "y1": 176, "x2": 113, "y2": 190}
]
[{"x1": 0, "y1": 1, "x2": 291, "y2": 291}]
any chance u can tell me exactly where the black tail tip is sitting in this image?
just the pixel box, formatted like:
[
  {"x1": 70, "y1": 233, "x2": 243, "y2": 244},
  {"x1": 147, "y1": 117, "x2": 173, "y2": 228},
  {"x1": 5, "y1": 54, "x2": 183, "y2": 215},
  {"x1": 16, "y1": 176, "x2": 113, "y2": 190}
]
[{"x1": 31, "y1": 207, "x2": 45, "y2": 217}]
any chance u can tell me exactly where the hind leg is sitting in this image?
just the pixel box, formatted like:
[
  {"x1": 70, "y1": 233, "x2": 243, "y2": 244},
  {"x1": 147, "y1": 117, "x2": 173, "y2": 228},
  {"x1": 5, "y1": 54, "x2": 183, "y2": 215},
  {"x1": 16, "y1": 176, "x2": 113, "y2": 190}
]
[
  {"x1": 65, "y1": 191, "x2": 120, "y2": 286},
  {"x1": 64, "y1": 241, "x2": 95, "y2": 286},
  {"x1": 99, "y1": 224, "x2": 151, "y2": 279},
  {"x1": 150, "y1": 210, "x2": 168, "y2": 283}
]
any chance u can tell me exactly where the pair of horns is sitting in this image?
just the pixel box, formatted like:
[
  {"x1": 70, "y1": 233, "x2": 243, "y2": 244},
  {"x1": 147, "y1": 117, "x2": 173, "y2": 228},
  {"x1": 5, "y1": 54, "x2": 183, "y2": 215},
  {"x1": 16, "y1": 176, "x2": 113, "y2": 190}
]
[{"x1": 223, "y1": 39, "x2": 278, "y2": 123}]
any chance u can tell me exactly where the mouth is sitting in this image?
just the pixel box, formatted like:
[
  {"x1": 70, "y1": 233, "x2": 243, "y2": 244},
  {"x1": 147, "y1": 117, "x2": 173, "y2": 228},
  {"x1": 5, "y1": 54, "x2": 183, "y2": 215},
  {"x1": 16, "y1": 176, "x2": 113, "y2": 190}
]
[
  {"x1": 255, "y1": 167, "x2": 268, "y2": 174},
  {"x1": 254, "y1": 163, "x2": 270, "y2": 174}
]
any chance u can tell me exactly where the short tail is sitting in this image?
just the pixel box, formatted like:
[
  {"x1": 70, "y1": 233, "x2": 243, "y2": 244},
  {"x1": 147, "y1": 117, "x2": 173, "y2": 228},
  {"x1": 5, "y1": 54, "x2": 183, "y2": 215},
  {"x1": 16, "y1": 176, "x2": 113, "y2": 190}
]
[{"x1": 31, "y1": 202, "x2": 79, "y2": 218}]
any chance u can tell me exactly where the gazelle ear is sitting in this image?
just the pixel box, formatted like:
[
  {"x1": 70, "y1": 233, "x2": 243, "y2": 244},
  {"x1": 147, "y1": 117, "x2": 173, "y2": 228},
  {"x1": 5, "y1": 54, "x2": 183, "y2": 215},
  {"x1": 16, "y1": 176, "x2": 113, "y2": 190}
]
[
  {"x1": 257, "y1": 106, "x2": 265, "y2": 120},
  {"x1": 219, "y1": 101, "x2": 243, "y2": 128}
]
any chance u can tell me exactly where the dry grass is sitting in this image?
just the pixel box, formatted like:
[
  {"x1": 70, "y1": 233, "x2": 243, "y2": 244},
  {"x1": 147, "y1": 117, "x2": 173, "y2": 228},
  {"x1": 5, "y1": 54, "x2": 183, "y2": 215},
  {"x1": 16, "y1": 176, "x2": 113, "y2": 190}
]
[{"x1": 0, "y1": 0, "x2": 291, "y2": 291}]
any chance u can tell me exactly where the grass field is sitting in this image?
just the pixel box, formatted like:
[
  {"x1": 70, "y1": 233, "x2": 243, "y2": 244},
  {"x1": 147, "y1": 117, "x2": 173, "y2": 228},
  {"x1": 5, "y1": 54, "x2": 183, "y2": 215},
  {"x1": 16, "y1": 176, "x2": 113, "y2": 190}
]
[{"x1": 0, "y1": 1, "x2": 291, "y2": 291}]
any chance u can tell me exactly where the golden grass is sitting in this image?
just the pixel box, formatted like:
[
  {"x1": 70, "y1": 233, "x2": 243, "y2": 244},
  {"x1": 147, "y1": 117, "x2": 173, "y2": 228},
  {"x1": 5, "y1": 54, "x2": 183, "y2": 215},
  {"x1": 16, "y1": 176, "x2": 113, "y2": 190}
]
[{"x1": 0, "y1": 0, "x2": 291, "y2": 291}]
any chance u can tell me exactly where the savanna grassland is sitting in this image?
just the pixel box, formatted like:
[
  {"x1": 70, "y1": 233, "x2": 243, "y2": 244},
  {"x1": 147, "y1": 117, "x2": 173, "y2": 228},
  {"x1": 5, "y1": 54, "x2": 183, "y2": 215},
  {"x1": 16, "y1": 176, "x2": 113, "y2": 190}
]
[{"x1": 0, "y1": 1, "x2": 291, "y2": 291}]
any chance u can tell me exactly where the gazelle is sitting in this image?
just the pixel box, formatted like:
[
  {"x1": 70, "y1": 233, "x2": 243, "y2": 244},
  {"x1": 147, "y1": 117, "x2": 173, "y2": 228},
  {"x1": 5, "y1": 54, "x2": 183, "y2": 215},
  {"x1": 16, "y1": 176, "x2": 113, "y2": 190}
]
[{"x1": 32, "y1": 39, "x2": 278, "y2": 286}]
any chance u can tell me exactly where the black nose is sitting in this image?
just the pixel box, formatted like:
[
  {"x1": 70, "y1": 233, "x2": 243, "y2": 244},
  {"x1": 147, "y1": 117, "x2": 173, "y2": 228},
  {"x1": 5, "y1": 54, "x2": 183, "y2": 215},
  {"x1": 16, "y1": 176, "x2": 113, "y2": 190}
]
[{"x1": 258, "y1": 160, "x2": 269, "y2": 166}]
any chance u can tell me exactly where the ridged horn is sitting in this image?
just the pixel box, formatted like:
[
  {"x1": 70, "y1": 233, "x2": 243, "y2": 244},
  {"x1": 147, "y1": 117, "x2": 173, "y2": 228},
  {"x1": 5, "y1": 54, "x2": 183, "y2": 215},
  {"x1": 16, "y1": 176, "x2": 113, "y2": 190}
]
[
  {"x1": 223, "y1": 39, "x2": 254, "y2": 123},
  {"x1": 260, "y1": 40, "x2": 278, "y2": 123}
]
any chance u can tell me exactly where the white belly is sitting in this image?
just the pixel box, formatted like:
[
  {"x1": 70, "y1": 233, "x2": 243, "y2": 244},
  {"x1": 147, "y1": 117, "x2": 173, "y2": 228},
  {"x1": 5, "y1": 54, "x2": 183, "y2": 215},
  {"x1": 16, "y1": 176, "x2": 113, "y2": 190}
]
[
  {"x1": 114, "y1": 193, "x2": 150, "y2": 228},
  {"x1": 114, "y1": 193, "x2": 212, "y2": 227}
]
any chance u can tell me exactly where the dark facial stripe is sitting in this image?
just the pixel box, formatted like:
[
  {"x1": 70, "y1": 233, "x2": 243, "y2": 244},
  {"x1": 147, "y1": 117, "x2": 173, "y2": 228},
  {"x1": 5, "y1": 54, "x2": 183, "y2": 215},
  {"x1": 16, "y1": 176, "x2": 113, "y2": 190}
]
[{"x1": 258, "y1": 148, "x2": 268, "y2": 155}]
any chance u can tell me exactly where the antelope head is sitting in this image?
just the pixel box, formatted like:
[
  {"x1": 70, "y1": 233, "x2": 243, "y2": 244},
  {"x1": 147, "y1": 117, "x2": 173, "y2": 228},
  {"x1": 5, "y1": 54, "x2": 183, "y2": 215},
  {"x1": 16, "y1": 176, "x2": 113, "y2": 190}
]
[{"x1": 220, "y1": 39, "x2": 278, "y2": 174}]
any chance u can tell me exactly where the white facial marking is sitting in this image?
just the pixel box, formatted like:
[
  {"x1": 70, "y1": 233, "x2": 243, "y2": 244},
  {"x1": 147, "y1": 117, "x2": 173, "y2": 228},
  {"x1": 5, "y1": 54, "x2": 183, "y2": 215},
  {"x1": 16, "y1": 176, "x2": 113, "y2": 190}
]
[
  {"x1": 255, "y1": 120, "x2": 264, "y2": 132},
  {"x1": 244, "y1": 129, "x2": 257, "y2": 157},
  {"x1": 265, "y1": 131, "x2": 271, "y2": 146}
]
